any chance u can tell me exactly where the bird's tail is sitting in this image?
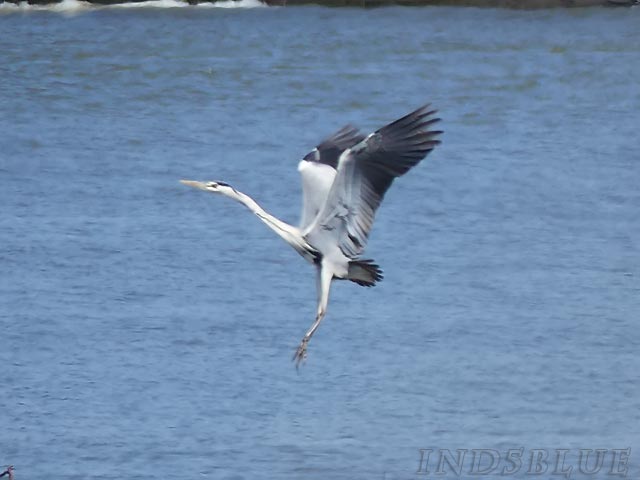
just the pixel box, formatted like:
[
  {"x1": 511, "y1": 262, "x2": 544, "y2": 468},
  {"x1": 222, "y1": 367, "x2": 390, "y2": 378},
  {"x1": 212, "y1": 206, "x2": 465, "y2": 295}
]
[{"x1": 347, "y1": 259, "x2": 383, "y2": 287}]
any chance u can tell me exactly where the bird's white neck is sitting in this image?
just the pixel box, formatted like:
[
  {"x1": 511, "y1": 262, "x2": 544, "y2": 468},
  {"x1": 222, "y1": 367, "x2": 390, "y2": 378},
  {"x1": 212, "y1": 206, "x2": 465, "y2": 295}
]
[{"x1": 222, "y1": 187, "x2": 313, "y2": 258}]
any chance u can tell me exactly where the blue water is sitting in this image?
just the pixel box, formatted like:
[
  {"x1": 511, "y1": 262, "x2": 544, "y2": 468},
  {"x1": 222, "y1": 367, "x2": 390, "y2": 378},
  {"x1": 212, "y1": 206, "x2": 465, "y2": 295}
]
[{"x1": 1, "y1": 4, "x2": 639, "y2": 479}]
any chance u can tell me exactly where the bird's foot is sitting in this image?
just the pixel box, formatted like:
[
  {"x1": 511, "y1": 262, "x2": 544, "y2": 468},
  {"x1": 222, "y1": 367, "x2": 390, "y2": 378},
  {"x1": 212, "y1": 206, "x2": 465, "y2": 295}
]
[{"x1": 292, "y1": 337, "x2": 309, "y2": 369}]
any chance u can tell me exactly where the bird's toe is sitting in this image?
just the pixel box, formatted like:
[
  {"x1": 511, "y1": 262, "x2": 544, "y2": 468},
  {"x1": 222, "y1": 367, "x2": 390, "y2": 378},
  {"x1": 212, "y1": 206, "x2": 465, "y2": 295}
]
[{"x1": 292, "y1": 339, "x2": 308, "y2": 369}]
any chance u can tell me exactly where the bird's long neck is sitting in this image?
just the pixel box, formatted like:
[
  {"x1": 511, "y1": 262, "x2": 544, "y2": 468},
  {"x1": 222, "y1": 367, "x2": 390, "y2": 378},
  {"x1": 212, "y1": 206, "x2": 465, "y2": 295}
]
[
  {"x1": 229, "y1": 189, "x2": 293, "y2": 234},
  {"x1": 223, "y1": 188, "x2": 309, "y2": 254}
]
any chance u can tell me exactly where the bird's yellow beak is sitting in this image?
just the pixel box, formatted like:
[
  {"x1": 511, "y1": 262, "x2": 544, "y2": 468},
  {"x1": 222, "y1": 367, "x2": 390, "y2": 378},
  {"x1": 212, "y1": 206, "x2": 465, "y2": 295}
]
[{"x1": 180, "y1": 180, "x2": 208, "y2": 191}]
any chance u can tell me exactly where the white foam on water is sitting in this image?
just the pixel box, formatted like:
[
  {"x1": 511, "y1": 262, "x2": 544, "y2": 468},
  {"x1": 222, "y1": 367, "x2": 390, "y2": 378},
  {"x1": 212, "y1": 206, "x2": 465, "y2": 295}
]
[
  {"x1": 0, "y1": 0, "x2": 264, "y2": 13},
  {"x1": 51, "y1": 0, "x2": 93, "y2": 11},
  {"x1": 107, "y1": 0, "x2": 191, "y2": 8},
  {"x1": 0, "y1": 0, "x2": 92, "y2": 12}
]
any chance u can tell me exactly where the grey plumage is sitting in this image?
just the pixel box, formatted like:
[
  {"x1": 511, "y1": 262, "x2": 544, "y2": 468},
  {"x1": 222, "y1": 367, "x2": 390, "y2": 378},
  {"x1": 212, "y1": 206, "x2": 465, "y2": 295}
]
[
  {"x1": 304, "y1": 105, "x2": 442, "y2": 260},
  {"x1": 181, "y1": 104, "x2": 442, "y2": 367},
  {"x1": 303, "y1": 125, "x2": 367, "y2": 169}
]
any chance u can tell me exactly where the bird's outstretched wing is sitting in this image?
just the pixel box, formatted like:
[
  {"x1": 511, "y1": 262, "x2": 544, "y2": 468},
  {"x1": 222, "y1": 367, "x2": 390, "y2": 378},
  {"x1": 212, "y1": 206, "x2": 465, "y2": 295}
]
[
  {"x1": 304, "y1": 105, "x2": 442, "y2": 259},
  {"x1": 298, "y1": 125, "x2": 366, "y2": 229}
]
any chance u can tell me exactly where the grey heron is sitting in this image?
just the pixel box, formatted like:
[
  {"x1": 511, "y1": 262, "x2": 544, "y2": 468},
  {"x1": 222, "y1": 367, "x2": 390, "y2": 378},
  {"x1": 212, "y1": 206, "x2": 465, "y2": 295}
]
[{"x1": 181, "y1": 104, "x2": 442, "y2": 367}]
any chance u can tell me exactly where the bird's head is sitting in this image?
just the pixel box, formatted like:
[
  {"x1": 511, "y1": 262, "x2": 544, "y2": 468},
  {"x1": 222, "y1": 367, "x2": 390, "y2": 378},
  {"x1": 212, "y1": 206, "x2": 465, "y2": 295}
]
[{"x1": 180, "y1": 180, "x2": 235, "y2": 195}]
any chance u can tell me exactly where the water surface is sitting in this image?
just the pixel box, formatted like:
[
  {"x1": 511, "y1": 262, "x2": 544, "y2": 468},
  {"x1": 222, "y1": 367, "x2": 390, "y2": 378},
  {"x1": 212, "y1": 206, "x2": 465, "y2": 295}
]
[{"x1": 1, "y1": 5, "x2": 639, "y2": 479}]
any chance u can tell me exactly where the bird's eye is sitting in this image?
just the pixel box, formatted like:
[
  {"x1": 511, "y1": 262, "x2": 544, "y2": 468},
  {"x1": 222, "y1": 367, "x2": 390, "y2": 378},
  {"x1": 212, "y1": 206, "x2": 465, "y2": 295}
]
[{"x1": 216, "y1": 181, "x2": 230, "y2": 187}]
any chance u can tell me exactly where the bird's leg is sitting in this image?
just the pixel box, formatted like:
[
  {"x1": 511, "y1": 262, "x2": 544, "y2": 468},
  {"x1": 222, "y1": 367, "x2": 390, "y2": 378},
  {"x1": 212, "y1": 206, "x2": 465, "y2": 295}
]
[
  {"x1": 292, "y1": 309, "x2": 326, "y2": 368},
  {"x1": 293, "y1": 264, "x2": 332, "y2": 368}
]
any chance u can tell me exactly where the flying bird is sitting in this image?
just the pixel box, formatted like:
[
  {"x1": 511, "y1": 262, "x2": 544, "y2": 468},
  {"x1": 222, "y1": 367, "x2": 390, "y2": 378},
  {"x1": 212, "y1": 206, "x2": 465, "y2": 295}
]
[{"x1": 181, "y1": 104, "x2": 442, "y2": 367}]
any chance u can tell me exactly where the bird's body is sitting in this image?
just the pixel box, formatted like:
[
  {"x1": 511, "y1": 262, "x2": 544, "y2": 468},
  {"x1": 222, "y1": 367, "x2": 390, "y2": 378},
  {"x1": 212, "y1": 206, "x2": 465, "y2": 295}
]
[{"x1": 181, "y1": 104, "x2": 442, "y2": 366}]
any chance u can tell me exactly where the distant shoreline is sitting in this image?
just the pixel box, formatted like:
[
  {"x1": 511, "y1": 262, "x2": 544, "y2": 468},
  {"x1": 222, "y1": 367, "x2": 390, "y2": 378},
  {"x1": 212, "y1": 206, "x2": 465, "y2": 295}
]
[
  {"x1": 1, "y1": 0, "x2": 637, "y2": 7},
  {"x1": 264, "y1": 0, "x2": 638, "y2": 5}
]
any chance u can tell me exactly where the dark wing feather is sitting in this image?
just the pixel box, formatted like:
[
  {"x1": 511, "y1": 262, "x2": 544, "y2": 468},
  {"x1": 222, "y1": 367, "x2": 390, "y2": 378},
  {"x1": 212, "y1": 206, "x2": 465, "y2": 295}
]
[
  {"x1": 302, "y1": 125, "x2": 366, "y2": 169},
  {"x1": 298, "y1": 125, "x2": 366, "y2": 229},
  {"x1": 305, "y1": 104, "x2": 442, "y2": 259}
]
